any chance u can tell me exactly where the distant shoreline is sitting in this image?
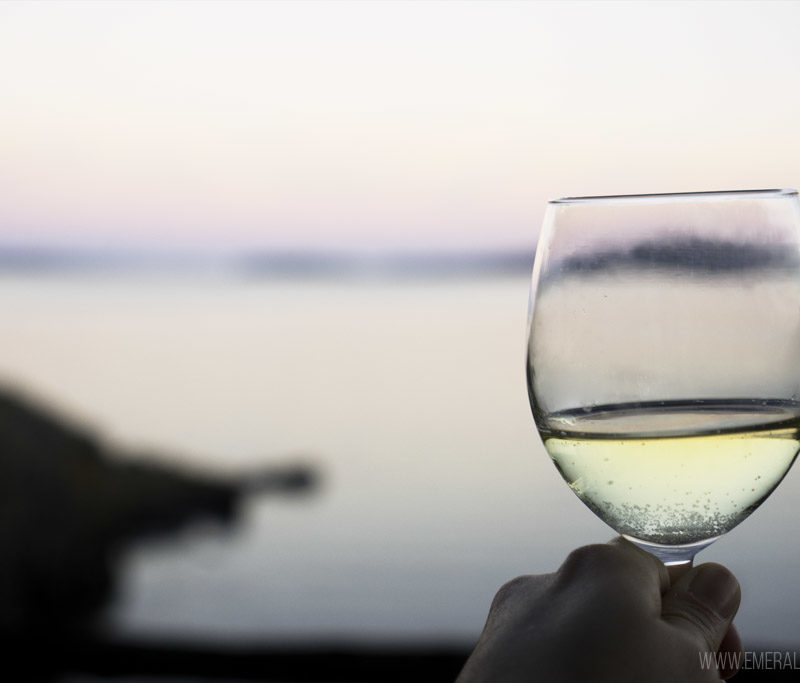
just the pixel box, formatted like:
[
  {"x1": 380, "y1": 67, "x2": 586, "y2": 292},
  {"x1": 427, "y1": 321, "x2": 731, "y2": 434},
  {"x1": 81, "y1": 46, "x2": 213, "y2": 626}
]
[{"x1": 0, "y1": 246, "x2": 535, "y2": 279}]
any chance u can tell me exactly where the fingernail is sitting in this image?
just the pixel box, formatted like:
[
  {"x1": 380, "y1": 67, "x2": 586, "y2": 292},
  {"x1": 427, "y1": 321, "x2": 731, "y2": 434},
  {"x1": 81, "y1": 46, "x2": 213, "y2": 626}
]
[{"x1": 688, "y1": 564, "x2": 740, "y2": 619}]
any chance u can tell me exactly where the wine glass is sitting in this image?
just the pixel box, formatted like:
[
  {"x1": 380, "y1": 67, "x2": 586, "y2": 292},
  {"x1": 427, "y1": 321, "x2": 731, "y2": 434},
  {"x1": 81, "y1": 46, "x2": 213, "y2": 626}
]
[{"x1": 526, "y1": 189, "x2": 800, "y2": 566}]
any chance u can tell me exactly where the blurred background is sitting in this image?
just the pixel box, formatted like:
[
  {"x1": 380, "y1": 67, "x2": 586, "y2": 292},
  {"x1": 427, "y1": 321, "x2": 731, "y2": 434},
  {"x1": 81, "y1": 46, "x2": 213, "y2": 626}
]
[{"x1": 2, "y1": 0, "x2": 800, "y2": 680}]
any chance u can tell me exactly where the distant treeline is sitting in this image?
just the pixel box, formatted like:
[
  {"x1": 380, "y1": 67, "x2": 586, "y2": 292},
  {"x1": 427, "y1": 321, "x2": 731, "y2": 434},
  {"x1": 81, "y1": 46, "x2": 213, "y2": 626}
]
[
  {"x1": 240, "y1": 249, "x2": 534, "y2": 278},
  {"x1": 0, "y1": 246, "x2": 536, "y2": 278}
]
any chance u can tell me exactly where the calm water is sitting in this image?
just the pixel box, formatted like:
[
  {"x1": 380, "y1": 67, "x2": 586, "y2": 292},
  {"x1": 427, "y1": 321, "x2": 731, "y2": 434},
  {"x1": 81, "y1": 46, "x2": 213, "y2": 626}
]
[{"x1": 1, "y1": 271, "x2": 798, "y2": 647}]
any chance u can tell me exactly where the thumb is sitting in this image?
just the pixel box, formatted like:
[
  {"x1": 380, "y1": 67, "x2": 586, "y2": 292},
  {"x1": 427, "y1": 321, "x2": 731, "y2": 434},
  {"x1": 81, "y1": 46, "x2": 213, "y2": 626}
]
[{"x1": 661, "y1": 563, "x2": 741, "y2": 652}]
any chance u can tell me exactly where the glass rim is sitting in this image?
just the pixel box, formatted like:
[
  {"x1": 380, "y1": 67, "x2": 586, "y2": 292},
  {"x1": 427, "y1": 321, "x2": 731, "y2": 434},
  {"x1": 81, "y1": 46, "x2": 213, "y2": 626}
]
[{"x1": 549, "y1": 188, "x2": 798, "y2": 204}]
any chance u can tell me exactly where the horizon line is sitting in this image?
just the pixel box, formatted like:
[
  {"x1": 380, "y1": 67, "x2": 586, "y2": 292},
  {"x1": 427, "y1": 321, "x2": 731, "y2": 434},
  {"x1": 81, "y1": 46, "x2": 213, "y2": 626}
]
[{"x1": 0, "y1": 245, "x2": 536, "y2": 279}]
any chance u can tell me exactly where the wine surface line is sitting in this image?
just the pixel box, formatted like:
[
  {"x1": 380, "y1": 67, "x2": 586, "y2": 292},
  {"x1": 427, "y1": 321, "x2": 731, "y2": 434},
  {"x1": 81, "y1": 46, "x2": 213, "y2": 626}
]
[{"x1": 538, "y1": 400, "x2": 800, "y2": 546}]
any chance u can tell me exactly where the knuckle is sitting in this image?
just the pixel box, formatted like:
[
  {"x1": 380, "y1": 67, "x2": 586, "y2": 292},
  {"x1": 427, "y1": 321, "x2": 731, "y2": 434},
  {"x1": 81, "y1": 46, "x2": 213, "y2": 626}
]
[
  {"x1": 490, "y1": 575, "x2": 534, "y2": 610},
  {"x1": 558, "y1": 543, "x2": 621, "y2": 577}
]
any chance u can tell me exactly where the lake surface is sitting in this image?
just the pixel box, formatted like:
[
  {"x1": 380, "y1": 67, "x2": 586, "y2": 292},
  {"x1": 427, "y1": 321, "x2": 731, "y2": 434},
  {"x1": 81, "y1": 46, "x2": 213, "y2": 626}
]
[{"x1": 1, "y1": 270, "x2": 798, "y2": 648}]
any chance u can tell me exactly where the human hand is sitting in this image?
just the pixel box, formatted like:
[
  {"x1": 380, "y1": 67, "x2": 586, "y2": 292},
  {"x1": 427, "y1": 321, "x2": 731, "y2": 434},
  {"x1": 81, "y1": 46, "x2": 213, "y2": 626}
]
[{"x1": 457, "y1": 538, "x2": 742, "y2": 682}]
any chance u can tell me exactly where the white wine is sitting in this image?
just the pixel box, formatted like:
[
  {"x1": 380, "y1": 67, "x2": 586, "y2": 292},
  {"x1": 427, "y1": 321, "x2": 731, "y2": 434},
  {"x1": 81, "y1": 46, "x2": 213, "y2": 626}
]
[{"x1": 539, "y1": 400, "x2": 800, "y2": 546}]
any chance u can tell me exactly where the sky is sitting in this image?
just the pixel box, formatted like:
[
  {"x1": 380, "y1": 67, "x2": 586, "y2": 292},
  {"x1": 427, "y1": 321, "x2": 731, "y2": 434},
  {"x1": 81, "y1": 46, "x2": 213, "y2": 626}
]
[{"x1": 1, "y1": 0, "x2": 800, "y2": 253}]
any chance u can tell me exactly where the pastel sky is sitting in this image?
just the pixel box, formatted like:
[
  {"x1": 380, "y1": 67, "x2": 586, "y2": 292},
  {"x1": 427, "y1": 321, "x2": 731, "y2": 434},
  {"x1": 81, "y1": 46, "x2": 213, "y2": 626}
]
[{"x1": 1, "y1": 0, "x2": 800, "y2": 252}]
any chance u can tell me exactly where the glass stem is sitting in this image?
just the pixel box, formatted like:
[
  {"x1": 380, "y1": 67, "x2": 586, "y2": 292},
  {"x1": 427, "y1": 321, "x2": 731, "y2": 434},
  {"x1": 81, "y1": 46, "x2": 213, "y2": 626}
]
[{"x1": 623, "y1": 535, "x2": 717, "y2": 567}]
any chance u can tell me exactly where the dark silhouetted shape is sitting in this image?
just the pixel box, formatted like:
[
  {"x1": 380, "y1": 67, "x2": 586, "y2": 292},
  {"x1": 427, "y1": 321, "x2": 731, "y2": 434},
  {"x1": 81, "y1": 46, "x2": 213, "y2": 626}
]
[{"x1": 0, "y1": 385, "x2": 316, "y2": 642}]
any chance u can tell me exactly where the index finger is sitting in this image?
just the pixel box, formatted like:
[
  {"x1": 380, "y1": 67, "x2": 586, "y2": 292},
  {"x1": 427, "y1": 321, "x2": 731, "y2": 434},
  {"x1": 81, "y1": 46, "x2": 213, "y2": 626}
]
[
  {"x1": 608, "y1": 536, "x2": 671, "y2": 592},
  {"x1": 553, "y1": 537, "x2": 670, "y2": 616}
]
